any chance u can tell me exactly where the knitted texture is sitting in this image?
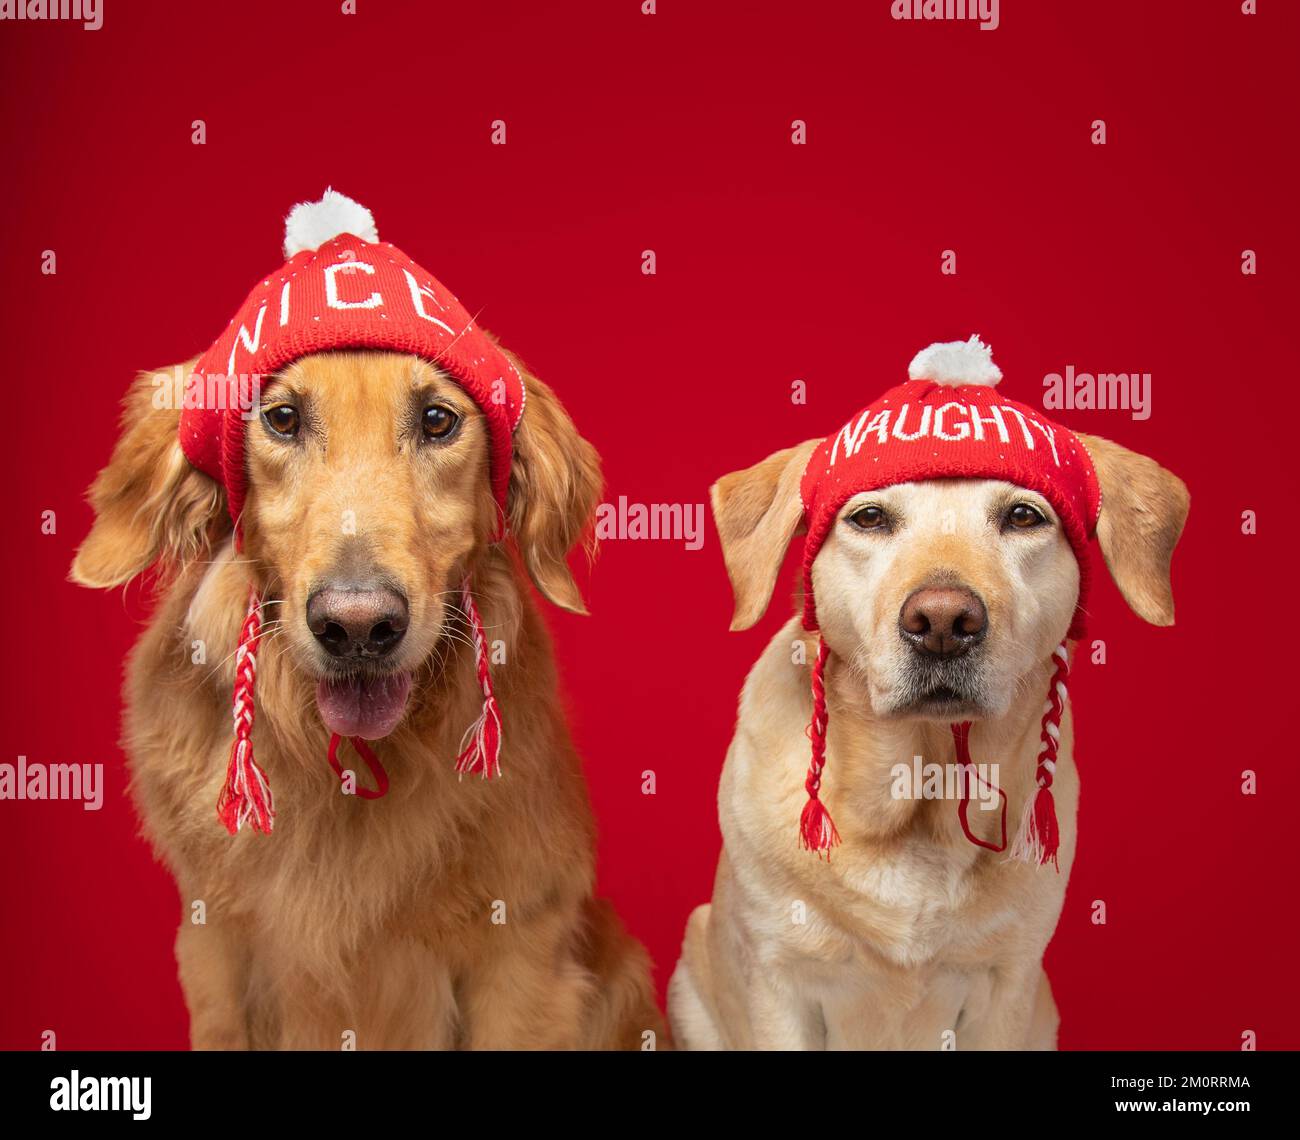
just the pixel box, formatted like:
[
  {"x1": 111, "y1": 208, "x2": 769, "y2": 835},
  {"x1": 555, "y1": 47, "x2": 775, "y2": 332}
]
[
  {"x1": 178, "y1": 232, "x2": 524, "y2": 539},
  {"x1": 190, "y1": 195, "x2": 514, "y2": 835},
  {"x1": 800, "y1": 379, "x2": 1100, "y2": 637},
  {"x1": 792, "y1": 345, "x2": 1101, "y2": 865}
]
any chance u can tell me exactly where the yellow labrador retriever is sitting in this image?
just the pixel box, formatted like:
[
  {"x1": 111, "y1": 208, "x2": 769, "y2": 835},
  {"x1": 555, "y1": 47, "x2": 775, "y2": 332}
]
[
  {"x1": 669, "y1": 356, "x2": 1188, "y2": 1049},
  {"x1": 72, "y1": 343, "x2": 661, "y2": 1049}
]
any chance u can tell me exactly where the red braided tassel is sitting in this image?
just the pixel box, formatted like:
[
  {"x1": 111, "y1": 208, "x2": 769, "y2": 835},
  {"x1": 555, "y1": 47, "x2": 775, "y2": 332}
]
[
  {"x1": 215, "y1": 587, "x2": 275, "y2": 835},
  {"x1": 800, "y1": 639, "x2": 840, "y2": 856},
  {"x1": 1019, "y1": 785, "x2": 1060, "y2": 867},
  {"x1": 1008, "y1": 642, "x2": 1069, "y2": 869},
  {"x1": 455, "y1": 578, "x2": 502, "y2": 779}
]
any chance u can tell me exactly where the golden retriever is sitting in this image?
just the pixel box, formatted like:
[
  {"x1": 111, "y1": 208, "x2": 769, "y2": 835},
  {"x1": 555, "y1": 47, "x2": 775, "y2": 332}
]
[
  {"x1": 668, "y1": 433, "x2": 1188, "y2": 1049},
  {"x1": 72, "y1": 348, "x2": 662, "y2": 1050}
]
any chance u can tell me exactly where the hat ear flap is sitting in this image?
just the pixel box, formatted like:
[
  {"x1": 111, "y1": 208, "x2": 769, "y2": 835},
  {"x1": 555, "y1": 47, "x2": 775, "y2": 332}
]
[
  {"x1": 71, "y1": 363, "x2": 228, "y2": 589},
  {"x1": 1079, "y1": 432, "x2": 1189, "y2": 626},
  {"x1": 710, "y1": 439, "x2": 820, "y2": 631},
  {"x1": 504, "y1": 358, "x2": 602, "y2": 614}
]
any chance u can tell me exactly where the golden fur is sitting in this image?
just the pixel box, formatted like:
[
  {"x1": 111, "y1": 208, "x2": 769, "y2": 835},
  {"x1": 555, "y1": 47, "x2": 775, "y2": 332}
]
[
  {"x1": 72, "y1": 349, "x2": 662, "y2": 1050},
  {"x1": 669, "y1": 434, "x2": 1188, "y2": 1049}
]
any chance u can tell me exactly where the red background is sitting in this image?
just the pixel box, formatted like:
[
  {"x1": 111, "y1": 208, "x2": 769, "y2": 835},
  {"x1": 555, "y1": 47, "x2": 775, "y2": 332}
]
[{"x1": 1, "y1": 0, "x2": 1295, "y2": 1050}]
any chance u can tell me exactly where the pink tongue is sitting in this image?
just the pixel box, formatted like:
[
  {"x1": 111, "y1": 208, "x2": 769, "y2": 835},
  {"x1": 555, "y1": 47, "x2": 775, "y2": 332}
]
[{"x1": 315, "y1": 673, "x2": 413, "y2": 740}]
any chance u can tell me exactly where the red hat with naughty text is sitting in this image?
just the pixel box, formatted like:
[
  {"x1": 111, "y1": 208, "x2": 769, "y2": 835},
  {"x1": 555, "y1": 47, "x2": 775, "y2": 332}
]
[
  {"x1": 795, "y1": 336, "x2": 1101, "y2": 867},
  {"x1": 179, "y1": 190, "x2": 522, "y2": 836}
]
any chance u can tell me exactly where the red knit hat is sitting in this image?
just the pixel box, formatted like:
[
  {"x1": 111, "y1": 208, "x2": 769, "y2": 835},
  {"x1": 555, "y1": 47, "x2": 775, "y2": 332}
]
[
  {"x1": 180, "y1": 190, "x2": 524, "y2": 835},
  {"x1": 795, "y1": 336, "x2": 1101, "y2": 867}
]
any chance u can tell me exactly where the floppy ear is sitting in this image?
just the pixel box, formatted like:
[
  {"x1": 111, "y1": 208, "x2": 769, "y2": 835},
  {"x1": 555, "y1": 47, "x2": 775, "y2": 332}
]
[
  {"x1": 710, "y1": 439, "x2": 821, "y2": 631},
  {"x1": 505, "y1": 356, "x2": 603, "y2": 614},
  {"x1": 71, "y1": 362, "x2": 228, "y2": 588},
  {"x1": 1078, "y1": 432, "x2": 1190, "y2": 626}
]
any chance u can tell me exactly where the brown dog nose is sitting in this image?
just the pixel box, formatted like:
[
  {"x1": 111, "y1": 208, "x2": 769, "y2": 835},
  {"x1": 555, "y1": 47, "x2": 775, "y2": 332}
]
[
  {"x1": 899, "y1": 586, "x2": 987, "y2": 657},
  {"x1": 307, "y1": 584, "x2": 409, "y2": 660}
]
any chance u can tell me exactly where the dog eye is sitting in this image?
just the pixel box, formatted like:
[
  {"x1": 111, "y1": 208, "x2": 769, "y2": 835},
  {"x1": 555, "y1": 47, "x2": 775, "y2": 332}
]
[
  {"x1": 1005, "y1": 503, "x2": 1047, "y2": 530},
  {"x1": 847, "y1": 505, "x2": 888, "y2": 530},
  {"x1": 263, "y1": 404, "x2": 300, "y2": 437},
  {"x1": 422, "y1": 405, "x2": 460, "y2": 441}
]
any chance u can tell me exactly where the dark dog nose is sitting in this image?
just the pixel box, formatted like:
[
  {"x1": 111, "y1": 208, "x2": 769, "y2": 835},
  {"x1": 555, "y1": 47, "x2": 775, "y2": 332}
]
[
  {"x1": 307, "y1": 584, "x2": 409, "y2": 660},
  {"x1": 899, "y1": 586, "x2": 987, "y2": 657}
]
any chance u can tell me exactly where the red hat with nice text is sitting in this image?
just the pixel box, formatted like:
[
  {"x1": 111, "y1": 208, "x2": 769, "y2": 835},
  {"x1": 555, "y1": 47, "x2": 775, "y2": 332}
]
[{"x1": 179, "y1": 190, "x2": 523, "y2": 835}]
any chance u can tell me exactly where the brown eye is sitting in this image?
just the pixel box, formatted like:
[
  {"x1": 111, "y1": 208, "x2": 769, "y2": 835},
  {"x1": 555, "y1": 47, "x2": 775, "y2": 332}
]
[
  {"x1": 1005, "y1": 503, "x2": 1047, "y2": 530},
  {"x1": 264, "y1": 404, "x2": 299, "y2": 437},
  {"x1": 848, "y1": 505, "x2": 887, "y2": 530},
  {"x1": 422, "y1": 404, "x2": 460, "y2": 441}
]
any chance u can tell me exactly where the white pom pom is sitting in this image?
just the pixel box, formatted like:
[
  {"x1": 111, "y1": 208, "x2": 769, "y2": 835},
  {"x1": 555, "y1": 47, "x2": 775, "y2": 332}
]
[
  {"x1": 283, "y1": 188, "x2": 379, "y2": 258},
  {"x1": 907, "y1": 335, "x2": 1002, "y2": 387}
]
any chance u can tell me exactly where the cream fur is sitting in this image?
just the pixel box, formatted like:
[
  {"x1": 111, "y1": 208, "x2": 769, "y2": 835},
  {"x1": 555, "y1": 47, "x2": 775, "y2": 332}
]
[
  {"x1": 670, "y1": 479, "x2": 1077, "y2": 1049},
  {"x1": 673, "y1": 438, "x2": 1187, "y2": 1050},
  {"x1": 670, "y1": 615, "x2": 1075, "y2": 1049}
]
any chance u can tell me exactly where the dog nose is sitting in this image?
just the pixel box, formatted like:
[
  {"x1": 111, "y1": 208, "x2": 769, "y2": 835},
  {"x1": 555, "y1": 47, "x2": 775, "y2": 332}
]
[
  {"x1": 307, "y1": 585, "x2": 409, "y2": 660},
  {"x1": 899, "y1": 586, "x2": 987, "y2": 657}
]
